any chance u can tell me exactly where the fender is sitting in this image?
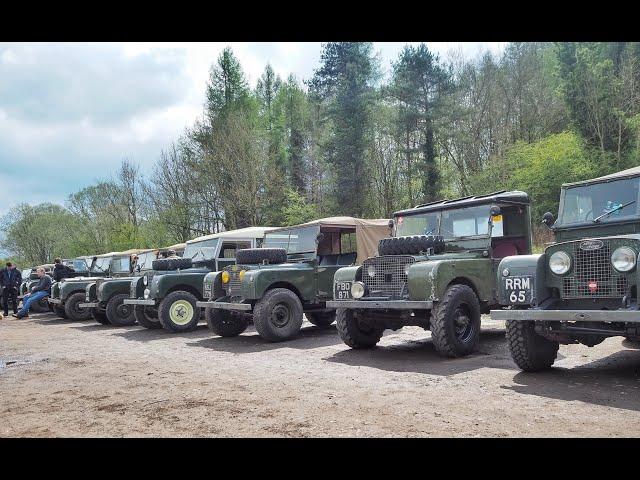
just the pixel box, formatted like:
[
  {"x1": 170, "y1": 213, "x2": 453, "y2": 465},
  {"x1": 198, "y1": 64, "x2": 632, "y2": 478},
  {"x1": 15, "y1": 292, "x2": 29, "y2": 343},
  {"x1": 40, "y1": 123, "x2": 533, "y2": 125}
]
[
  {"x1": 333, "y1": 266, "x2": 362, "y2": 285},
  {"x1": 85, "y1": 282, "x2": 97, "y2": 302},
  {"x1": 408, "y1": 259, "x2": 493, "y2": 303},
  {"x1": 151, "y1": 271, "x2": 207, "y2": 299},
  {"x1": 241, "y1": 267, "x2": 315, "y2": 301},
  {"x1": 130, "y1": 276, "x2": 145, "y2": 299},
  {"x1": 203, "y1": 271, "x2": 225, "y2": 299},
  {"x1": 60, "y1": 280, "x2": 92, "y2": 301},
  {"x1": 98, "y1": 278, "x2": 132, "y2": 302},
  {"x1": 497, "y1": 254, "x2": 549, "y2": 306}
]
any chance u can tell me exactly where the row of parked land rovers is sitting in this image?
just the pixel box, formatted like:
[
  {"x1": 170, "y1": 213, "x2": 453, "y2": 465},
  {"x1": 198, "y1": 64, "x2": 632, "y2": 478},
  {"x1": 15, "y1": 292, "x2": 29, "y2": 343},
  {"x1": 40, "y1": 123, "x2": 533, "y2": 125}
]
[{"x1": 41, "y1": 166, "x2": 640, "y2": 372}]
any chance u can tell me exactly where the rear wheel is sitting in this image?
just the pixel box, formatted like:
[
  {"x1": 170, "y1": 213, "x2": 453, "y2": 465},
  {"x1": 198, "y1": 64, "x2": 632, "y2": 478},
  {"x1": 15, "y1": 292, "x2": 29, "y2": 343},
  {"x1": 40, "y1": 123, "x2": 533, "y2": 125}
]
[
  {"x1": 430, "y1": 284, "x2": 481, "y2": 358},
  {"x1": 336, "y1": 309, "x2": 384, "y2": 349},
  {"x1": 65, "y1": 292, "x2": 92, "y2": 321},
  {"x1": 158, "y1": 291, "x2": 200, "y2": 332},
  {"x1": 91, "y1": 308, "x2": 110, "y2": 325},
  {"x1": 53, "y1": 305, "x2": 67, "y2": 318},
  {"x1": 30, "y1": 297, "x2": 50, "y2": 313},
  {"x1": 206, "y1": 309, "x2": 249, "y2": 337},
  {"x1": 506, "y1": 320, "x2": 559, "y2": 372},
  {"x1": 134, "y1": 305, "x2": 161, "y2": 329},
  {"x1": 306, "y1": 311, "x2": 336, "y2": 328},
  {"x1": 106, "y1": 294, "x2": 137, "y2": 326},
  {"x1": 253, "y1": 288, "x2": 304, "y2": 342}
]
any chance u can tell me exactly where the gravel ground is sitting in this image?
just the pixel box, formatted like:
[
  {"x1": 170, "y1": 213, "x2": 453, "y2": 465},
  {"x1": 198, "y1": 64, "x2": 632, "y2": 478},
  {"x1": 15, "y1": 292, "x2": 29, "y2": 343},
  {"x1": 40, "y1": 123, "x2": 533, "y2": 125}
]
[{"x1": 1, "y1": 312, "x2": 639, "y2": 437}]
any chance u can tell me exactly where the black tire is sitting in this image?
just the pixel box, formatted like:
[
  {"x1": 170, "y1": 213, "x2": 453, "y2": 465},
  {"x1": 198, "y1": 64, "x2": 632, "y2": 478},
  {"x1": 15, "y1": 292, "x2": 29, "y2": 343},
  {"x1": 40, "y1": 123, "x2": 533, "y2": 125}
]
[
  {"x1": 91, "y1": 308, "x2": 110, "y2": 325},
  {"x1": 30, "y1": 297, "x2": 50, "y2": 313},
  {"x1": 151, "y1": 257, "x2": 192, "y2": 271},
  {"x1": 206, "y1": 308, "x2": 249, "y2": 337},
  {"x1": 430, "y1": 284, "x2": 481, "y2": 357},
  {"x1": 64, "y1": 292, "x2": 92, "y2": 321},
  {"x1": 335, "y1": 309, "x2": 384, "y2": 349},
  {"x1": 306, "y1": 311, "x2": 336, "y2": 328},
  {"x1": 134, "y1": 305, "x2": 162, "y2": 329},
  {"x1": 236, "y1": 248, "x2": 287, "y2": 265},
  {"x1": 105, "y1": 293, "x2": 137, "y2": 326},
  {"x1": 378, "y1": 235, "x2": 445, "y2": 256},
  {"x1": 253, "y1": 288, "x2": 304, "y2": 342},
  {"x1": 506, "y1": 320, "x2": 559, "y2": 372},
  {"x1": 158, "y1": 291, "x2": 200, "y2": 332},
  {"x1": 53, "y1": 305, "x2": 67, "y2": 319}
]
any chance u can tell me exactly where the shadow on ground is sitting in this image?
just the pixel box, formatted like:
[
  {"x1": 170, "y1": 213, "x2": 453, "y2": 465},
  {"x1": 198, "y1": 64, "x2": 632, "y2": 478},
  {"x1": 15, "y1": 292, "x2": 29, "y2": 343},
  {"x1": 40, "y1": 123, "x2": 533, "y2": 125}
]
[
  {"x1": 324, "y1": 329, "x2": 517, "y2": 376},
  {"x1": 187, "y1": 323, "x2": 344, "y2": 352},
  {"x1": 503, "y1": 348, "x2": 640, "y2": 412},
  {"x1": 111, "y1": 323, "x2": 214, "y2": 342}
]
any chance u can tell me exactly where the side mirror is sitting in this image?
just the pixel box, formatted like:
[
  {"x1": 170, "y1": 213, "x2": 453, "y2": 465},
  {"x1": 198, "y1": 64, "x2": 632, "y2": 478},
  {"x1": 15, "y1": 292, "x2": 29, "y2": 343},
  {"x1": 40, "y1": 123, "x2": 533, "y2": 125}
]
[
  {"x1": 542, "y1": 212, "x2": 555, "y2": 229},
  {"x1": 388, "y1": 219, "x2": 395, "y2": 230}
]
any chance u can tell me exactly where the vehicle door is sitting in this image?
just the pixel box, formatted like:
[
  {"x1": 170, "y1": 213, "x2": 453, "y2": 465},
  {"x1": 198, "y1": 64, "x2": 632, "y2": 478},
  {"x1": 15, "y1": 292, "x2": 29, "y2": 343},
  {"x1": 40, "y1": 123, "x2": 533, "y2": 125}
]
[{"x1": 315, "y1": 229, "x2": 356, "y2": 300}]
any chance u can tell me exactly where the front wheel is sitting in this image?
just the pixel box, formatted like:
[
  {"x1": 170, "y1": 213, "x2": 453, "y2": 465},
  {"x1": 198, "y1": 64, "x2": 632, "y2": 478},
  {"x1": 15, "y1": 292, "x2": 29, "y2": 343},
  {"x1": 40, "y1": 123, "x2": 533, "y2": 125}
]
[
  {"x1": 65, "y1": 292, "x2": 92, "y2": 321},
  {"x1": 158, "y1": 291, "x2": 200, "y2": 332},
  {"x1": 253, "y1": 288, "x2": 304, "y2": 342},
  {"x1": 336, "y1": 309, "x2": 384, "y2": 349},
  {"x1": 306, "y1": 311, "x2": 336, "y2": 328},
  {"x1": 106, "y1": 294, "x2": 137, "y2": 327},
  {"x1": 134, "y1": 305, "x2": 161, "y2": 329},
  {"x1": 430, "y1": 284, "x2": 481, "y2": 358},
  {"x1": 206, "y1": 309, "x2": 249, "y2": 337},
  {"x1": 91, "y1": 308, "x2": 110, "y2": 325},
  {"x1": 506, "y1": 320, "x2": 559, "y2": 372}
]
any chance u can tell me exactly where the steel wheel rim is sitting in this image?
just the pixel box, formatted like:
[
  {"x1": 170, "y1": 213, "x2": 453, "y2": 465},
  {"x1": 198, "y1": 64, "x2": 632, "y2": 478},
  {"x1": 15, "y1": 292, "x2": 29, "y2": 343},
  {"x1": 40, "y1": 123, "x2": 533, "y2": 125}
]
[
  {"x1": 454, "y1": 305, "x2": 474, "y2": 343},
  {"x1": 116, "y1": 302, "x2": 132, "y2": 318},
  {"x1": 169, "y1": 300, "x2": 194, "y2": 325},
  {"x1": 270, "y1": 303, "x2": 291, "y2": 328}
]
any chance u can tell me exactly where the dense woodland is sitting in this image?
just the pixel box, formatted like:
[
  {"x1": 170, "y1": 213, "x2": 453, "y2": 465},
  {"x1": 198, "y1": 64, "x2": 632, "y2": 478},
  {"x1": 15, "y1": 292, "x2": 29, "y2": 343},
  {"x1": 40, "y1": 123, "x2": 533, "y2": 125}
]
[{"x1": 4, "y1": 42, "x2": 640, "y2": 265}]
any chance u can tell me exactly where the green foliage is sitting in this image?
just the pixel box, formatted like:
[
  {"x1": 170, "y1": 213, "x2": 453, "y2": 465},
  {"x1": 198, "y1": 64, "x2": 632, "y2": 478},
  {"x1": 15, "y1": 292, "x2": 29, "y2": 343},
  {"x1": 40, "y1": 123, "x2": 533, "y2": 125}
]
[{"x1": 281, "y1": 189, "x2": 319, "y2": 226}]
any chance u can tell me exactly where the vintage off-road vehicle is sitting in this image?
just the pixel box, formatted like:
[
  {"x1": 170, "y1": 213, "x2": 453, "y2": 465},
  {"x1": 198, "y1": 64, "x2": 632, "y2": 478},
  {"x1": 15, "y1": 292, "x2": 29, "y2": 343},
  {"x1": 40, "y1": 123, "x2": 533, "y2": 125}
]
[
  {"x1": 19, "y1": 263, "x2": 56, "y2": 313},
  {"x1": 326, "y1": 192, "x2": 532, "y2": 357},
  {"x1": 49, "y1": 251, "x2": 133, "y2": 321},
  {"x1": 125, "y1": 228, "x2": 274, "y2": 333},
  {"x1": 197, "y1": 217, "x2": 390, "y2": 342},
  {"x1": 491, "y1": 167, "x2": 640, "y2": 371}
]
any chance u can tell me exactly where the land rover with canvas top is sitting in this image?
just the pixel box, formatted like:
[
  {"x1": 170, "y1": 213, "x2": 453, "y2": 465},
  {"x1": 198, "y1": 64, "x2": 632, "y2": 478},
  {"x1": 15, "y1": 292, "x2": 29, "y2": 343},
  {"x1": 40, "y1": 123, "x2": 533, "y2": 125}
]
[
  {"x1": 197, "y1": 217, "x2": 389, "y2": 342},
  {"x1": 327, "y1": 192, "x2": 531, "y2": 357},
  {"x1": 124, "y1": 228, "x2": 274, "y2": 333},
  {"x1": 491, "y1": 167, "x2": 640, "y2": 371}
]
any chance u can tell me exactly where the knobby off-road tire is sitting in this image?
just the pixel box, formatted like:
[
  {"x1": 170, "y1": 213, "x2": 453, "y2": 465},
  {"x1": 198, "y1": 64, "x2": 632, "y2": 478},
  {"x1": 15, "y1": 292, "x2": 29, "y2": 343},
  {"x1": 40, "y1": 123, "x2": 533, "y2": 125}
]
[
  {"x1": 506, "y1": 320, "x2": 559, "y2": 372},
  {"x1": 53, "y1": 304, "x2": 67, "y2": 319},
  {"x1": 158, "y1": 291, "x2": 200, "y2": 333},
  {"x1": 378, "y1": 235, "x2": 445, "y2": 256},
  {"x1": 151, "y1": 258, "x2": 192, "y2": 271},
  {"x1": 134, "y1": 305, "x2": 162, "y2": 329},
  {"x1": 306, "y1": 311, "x2": 336, "y2": 328},
  {"x1": 105, "y1": 293, "x2": 137, "y2": 327},
  {"x1": 91, "y1": 308, "x2": 110, "y2": 325},
  {"x1": 335, "y1": 309, "x2": 384, "y2": 349},
  {"x1": 236, "y1": 248, "x2": 287, "y2": 265},
  {"x1": 253, "y1": 288, "x2": 304, "y2": 342},
  {"x1": 64, "y1": 292, "x2": 92, "y2": 321},
  {"x1": 430, "y1": 284, "x2": 481, "y2": 358},
  {"x1": 206, "y1": 308, "x2": 249, "y2": 337}
]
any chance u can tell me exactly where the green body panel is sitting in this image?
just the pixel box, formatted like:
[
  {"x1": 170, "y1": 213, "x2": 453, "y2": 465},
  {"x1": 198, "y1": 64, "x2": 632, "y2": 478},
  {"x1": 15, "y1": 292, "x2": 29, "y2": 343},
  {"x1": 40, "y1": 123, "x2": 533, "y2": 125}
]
[
  {"x1": 96, "y1": 277, "x2": 138, "y2": 304},
  {"x1": 59, "y1": 277, "x2": 107, "y2": 301},
  {"x1": 150, "y1": 268, "x2": 210, "y2": 300},
  {"x1": 241, "y1": 262, "x2": 319, "y2": 302},
  {"x1": 496, "y1": 254, "x2": 549, "y2": 306}
]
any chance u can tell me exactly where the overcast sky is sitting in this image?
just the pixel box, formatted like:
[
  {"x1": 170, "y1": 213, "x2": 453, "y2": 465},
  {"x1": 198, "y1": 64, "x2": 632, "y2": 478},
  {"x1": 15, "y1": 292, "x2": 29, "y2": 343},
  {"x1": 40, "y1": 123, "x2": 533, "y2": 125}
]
[{"x1": 0, "y1": 42, "x2": 507, "y2": 219}]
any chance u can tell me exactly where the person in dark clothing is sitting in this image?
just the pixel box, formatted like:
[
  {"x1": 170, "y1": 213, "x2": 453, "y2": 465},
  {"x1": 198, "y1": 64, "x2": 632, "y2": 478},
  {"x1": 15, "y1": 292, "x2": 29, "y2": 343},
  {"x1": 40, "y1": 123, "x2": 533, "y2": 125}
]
[
  {"x1": 1, "y1": 262, "x2": 22, "y2": 316},
  {"x1": 53, "y1": 257, "x2": 75, "y2": 282},
  {"x1": 15, "y1": 267, "x2": 51, "y2": 319}
]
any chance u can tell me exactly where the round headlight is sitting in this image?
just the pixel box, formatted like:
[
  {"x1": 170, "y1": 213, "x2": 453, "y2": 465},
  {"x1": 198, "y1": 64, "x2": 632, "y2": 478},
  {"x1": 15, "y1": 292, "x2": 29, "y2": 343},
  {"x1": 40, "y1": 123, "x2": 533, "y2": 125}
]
[
  {"x1": 367, "y1": 265, "x2": 376, "y2": 278},
  {"x1": 143, "y1": 275, "x2": 148, "y2": 286},
  {"x1": 143, "y1": 288, "x2": 150, "y2": 299},
  {"x1": 549, "y1": 251, "x2": 571, "y2": 275},
  {"x1": 239, "y1": 270, "x2": 246, "y2": 281},
  {"x1": 351, "y1": 281, "x2": 366, "y2": 299},
  {"x1": 221, "y1": 271, "x2": 230, "y2": 284},
  {"x1": 612, "y1": 246, "x2": 636, "y2": 272}
]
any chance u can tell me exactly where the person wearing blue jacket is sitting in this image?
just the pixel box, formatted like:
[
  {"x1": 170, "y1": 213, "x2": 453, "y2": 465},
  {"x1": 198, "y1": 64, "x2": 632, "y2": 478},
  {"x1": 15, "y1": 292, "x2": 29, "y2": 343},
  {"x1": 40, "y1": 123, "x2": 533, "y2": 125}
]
[
  {"x1": 1, "y1": 262, "x2": 22, "y2": 317},
  {"x1": 15, "y1": 267, "x2": 51, "y2": 319}
]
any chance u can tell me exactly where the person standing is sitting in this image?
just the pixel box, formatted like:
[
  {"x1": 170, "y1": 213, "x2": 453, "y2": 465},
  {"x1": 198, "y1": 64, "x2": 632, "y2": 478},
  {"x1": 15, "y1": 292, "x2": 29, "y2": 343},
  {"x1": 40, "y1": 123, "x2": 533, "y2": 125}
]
[
  {"x1": 1, "y1": 262, "x2": 22, "y2": 317},
  {"x1": 53, "y1": 257, "x2": 75, "y2": 282},
  {"x1": 14, "y1": 267, "x2": 51, "y2": 319}
]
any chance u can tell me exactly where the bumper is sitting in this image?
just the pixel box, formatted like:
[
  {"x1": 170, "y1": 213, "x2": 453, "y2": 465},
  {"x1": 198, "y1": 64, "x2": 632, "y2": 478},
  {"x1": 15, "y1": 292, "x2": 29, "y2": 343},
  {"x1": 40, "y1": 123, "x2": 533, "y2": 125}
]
[
  {"x1": 491, "y1": 309, "x2": 640, "y2": 323},
  {"x1": 123, "y1": 298, "x2": 156, "y2": 306},
  {"x1": 79, "y1": 302, "x2": 98, "y2": 309},
  {"x1": 195, "y1": 301, "x2": 252, "y2": 311},
  {"x1": 326, "y1": 300, "x2": 434, "y2": 310},
  {"x1": 48, "y1": 298, "x2": 62, "y2": 305}
]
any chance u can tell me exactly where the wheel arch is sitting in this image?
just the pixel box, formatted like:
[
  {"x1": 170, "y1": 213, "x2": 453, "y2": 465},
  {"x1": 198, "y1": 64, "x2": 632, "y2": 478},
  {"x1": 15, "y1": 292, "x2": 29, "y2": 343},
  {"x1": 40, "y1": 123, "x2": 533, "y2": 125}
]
[{"x1": 265, "y1": 281, "x2": 304, "y2": 303}]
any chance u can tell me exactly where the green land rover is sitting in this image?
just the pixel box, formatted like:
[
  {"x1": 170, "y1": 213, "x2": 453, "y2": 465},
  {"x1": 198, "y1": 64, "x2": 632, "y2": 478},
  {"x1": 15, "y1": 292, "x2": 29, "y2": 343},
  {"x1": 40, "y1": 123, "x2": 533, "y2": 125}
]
[
  {"x1": 197, "y1": 217, "x2": 390, "y2": 342},
  {"x1": 124, "y1": 228, "x2": 275, "y2": 333},
  {"x1": 326, "y1": 192, "x2": 532, "y2": 358},
  {"x1": 491, "y1": 167, "x2": 640, "y2": 371}
]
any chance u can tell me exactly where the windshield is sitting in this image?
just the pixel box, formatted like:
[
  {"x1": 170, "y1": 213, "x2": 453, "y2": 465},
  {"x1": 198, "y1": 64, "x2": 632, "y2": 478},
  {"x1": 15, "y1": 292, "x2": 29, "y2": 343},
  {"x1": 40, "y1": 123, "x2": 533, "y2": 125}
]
[
  {"x1": 73, "y1": 259, "x2": 89, "y2": 271},
  {"x1": 135, "y1": 252, "x2": 156, "y2": 271},
  {"x1": 396, "y1": 205, "x2": 493, "y2": 240},
  {"x1": 560, "y1": 177, "x2": 640, "y2": 225},
  {"x1": 92, "y1": 257, "x2": 111, "y2": 272},
  {"x1": 22, "y1": 269, "x2": 32, "y2": 278},
  {"x1": 264, "y1": 226, "x2": 319, "y2": 254},
  {"x1": 111, "y1": 257, "x2": 131, "y2": 273},
  {"x1": 396, "y1": 212, "x2": 440, "y2": 236},
  {"x1": 183, "y1": 238, "x2": 219, "y2": 261}
]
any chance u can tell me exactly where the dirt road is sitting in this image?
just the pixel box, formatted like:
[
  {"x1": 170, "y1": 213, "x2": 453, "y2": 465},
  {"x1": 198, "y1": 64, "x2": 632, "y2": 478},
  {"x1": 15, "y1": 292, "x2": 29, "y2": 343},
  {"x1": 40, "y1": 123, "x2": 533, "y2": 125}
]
[{"x1": 1, "y1": 312, "x2": 639, "y2": 437}]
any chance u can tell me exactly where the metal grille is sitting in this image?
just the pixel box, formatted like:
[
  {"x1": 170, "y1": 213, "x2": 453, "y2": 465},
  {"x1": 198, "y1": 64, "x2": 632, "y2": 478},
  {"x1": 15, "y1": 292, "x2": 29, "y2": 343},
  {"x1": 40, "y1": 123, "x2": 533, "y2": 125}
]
[
  {"x1": 561, "y1": 241, "x2": 628, "y2": 299},
  {"x1": 362, "y1": 255, "x2": 415, "y2": 300},
  {"x1": 225, "y1": 265, "x2": 244, "y2": 296}
]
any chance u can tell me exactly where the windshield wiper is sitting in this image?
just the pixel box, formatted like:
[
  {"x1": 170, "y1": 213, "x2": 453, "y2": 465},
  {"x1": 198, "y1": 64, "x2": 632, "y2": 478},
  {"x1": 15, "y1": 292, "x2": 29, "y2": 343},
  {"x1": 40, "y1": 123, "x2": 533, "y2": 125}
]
[{"x1": 593, "y1": 200, "x2": 636, "y2": 223}]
